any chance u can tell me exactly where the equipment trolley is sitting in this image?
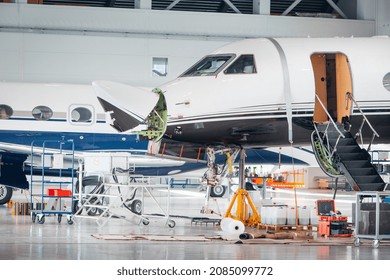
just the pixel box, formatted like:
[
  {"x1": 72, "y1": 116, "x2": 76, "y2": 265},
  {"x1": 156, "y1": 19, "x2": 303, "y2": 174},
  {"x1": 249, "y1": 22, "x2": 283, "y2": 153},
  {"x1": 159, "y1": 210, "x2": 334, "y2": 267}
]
[
  {"x1": 354, "y1": 191, "x2": 390, "y2": 248},
  {"x1": 30, "y1": 139, "x2": 75, "y2": 224}
]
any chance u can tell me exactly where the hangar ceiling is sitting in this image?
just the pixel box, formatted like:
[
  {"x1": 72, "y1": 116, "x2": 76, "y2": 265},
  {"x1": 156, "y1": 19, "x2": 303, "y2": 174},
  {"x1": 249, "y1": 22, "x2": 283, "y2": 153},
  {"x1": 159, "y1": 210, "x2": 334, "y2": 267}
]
[{"x1": 40, "y1": 0, "x2": 342, "y2": 17}]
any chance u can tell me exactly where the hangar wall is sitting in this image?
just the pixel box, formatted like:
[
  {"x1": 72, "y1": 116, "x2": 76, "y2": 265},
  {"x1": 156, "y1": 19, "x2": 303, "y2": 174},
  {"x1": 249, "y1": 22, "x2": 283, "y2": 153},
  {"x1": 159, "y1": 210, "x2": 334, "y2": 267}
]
[
  {"x1": 376, "y1": 0, "x2": 390, "y2": 36},
  {"x1": 0, "y1": 3, "x2": 377, "y2": 87}
]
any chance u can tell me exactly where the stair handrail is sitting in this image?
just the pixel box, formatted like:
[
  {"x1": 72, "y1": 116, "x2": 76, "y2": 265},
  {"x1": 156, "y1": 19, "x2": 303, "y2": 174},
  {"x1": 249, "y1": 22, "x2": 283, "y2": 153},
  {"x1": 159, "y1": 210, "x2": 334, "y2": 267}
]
[
  {"x1": 315, "y1": 94, "x2": 346, "y2": 138},
  {"x1": 314, "y1": 94, "x2": 345, "y2": 158},
  {"x1": 346, "y1": 92, "x2": 379, "y2": 151}
]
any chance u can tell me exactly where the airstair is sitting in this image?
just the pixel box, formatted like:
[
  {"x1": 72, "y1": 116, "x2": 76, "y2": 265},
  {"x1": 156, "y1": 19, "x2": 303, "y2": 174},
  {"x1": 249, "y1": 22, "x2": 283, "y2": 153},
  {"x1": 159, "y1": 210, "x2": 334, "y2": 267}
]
[{"x1": 311, "y1": 94, "x2": 387, "y2": 192}]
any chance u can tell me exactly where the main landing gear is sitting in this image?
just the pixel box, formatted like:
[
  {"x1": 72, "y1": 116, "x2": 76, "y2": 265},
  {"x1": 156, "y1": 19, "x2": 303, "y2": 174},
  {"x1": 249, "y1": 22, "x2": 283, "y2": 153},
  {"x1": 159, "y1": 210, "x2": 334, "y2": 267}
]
[{"x1": 201, "y1": 147, "x2": 239, "y2": 213}]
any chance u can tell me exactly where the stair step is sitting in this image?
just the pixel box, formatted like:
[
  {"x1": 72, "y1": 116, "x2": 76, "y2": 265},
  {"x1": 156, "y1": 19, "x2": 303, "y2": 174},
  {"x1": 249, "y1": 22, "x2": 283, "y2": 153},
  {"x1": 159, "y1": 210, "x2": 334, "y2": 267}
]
[
  {"x1": 329, "y1": 137, "x2": 356, "y2": 146},
  {"x1": 353, "y1": 175, "x2": 384, "y2": 184},
  {"x1": 343, "y1": 160, "x2": 372, "y2": 169},
  {"x1": 338, "y1": 152, "x2": 369, "y2": 161},
  {"x1": 336, "y1": 146, "x2": 361, "y2": 153},
  {"x1": 355, "y1": 183, "x2": 386, "y2": 192},
  {"x1": 347, "y1": 168, "x2": 378, "y2": 176}
]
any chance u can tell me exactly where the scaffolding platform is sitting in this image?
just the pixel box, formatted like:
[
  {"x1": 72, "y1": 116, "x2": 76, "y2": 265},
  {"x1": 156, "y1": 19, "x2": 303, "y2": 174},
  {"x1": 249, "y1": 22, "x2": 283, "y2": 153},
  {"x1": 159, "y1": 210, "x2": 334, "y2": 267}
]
[{"x1": 72, "y1": 174, "x2": 175, "y2": 228}]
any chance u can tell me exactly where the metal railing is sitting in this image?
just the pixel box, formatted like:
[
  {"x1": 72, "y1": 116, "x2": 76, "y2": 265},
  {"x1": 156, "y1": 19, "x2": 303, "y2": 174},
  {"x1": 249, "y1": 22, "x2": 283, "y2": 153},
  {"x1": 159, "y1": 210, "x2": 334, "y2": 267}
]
[
  {"x1": 346, "y1": 92, "x2": 379, "y2": 152},
  {"x1": 314, "y1": 94, "x2": 345, "y2": 158}
]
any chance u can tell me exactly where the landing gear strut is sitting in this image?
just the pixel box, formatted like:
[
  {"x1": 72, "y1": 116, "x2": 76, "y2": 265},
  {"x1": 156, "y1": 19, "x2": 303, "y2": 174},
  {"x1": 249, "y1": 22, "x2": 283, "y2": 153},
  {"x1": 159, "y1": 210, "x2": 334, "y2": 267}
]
[{"x1": 201, "y1": 147, "x2": 239, "y2": 213}]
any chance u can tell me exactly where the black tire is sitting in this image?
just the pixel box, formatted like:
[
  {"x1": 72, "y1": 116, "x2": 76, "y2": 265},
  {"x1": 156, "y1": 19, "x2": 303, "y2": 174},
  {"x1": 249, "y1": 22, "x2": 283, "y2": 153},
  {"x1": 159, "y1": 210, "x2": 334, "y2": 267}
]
[
  {"x1": 0, "y1": 185, "x2": 13, "y2": 205},
  {"x1": 72, "y1": 200, "x2": 81, "y2": 214},
  {"x1": 210, "y1": 185, "x2": 226, "y2": 197},
  {"x1": 245, "y1": 182, "x2": 256, "y2": 191},
  {"x1": 38, "y1": 215, "x2": 45, "y2": 224},
  {"x1": 57, "y1": 214, "x2": 62, "y2": 224},
  {"x1": 168, "y1": 220, "x2": 176, "y2": 228},
  {"x1": 31, "y1": 213, "x2": 37, "y2": 223},
  {"x1": 142, "y1": 219, "x2": 150, "y2": 225},
  {"x1": 130, "y1": 199, "x2": 142, "y2": 215},
  {"x1": 75, "y1": 176, "x2": 103, "y2": 194},
  {"x1": 86, "y1": 197, "x2": 101, "y2": 216}
]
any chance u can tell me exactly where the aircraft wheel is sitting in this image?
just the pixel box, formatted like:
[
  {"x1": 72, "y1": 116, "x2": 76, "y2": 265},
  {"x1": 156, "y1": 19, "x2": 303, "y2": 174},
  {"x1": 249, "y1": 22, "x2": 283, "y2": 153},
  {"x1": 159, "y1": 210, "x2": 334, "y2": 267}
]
[
  {"x1": 0, "y1": 185, "x2": 13, "y2": 205},
  {"x1": 57, "y1": 214, "x2": 62, "y2": 224},
  {"x1": 168, "y1": 220, "x2": 176, "y2": 228},
  {"x1": 210, "y1": 185, "x2": 226, "y2": 197},
  {"x1": 31, "y1": 213, "x2": 37, "y2": 223},
  {"x1": 67, "y1": 216, "x2": 74, "y2": 225},
  {"x1": 72, "y1": 200, "x2": 81, "y2": 214},
  {"x1": 354, "y1": 238, "x2": 360, "y2": 247},
  {"x1": 373, "y1": 239, "x2": 380, "y2": 249},
  {"x1": 245, "y1": 182, "x2": 256, "y2": 191},
  {"x1": 130, "y1": 199, "x2": 142, "y2": 215},
  {"x1": 142, "y1": 219, "x2": 150, "y2": 226},
  {"x1": 86, "y1": 198, "x2": 102, "y2": 216},
  {"x1": 37, "y1": 215, "x2": 45, "y2": 224}
]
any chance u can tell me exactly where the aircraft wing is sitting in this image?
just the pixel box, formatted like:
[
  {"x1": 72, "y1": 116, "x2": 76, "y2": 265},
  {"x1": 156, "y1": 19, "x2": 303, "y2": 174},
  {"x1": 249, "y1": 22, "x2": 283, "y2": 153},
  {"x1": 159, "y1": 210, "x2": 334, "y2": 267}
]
[
  {"x1": 0, "y1": 142, "x2": 32, "y2": 155},
  {"x1": 0, "y1": 142, "x2": 85, "y2": 160},
  {"x1": 155, "y1": 139, "x2": 309, "y2": 166},
  {"x1": 244, "y1": 148, "x2": 309, "y2": 166},
  {"x1": 92, "y1": 80, "x2": 160, "y2": 132}
]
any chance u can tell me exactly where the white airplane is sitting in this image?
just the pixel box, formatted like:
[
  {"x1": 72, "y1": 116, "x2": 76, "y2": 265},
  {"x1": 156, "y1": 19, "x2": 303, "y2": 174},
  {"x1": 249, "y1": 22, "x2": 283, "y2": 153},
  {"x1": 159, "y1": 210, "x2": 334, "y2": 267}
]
[
  {"x1": 0, "y1": 81, "x2": 305, "y2": 204},
  {"x1": 94, "y1": 36, "x2": 390, "y2": 194}
]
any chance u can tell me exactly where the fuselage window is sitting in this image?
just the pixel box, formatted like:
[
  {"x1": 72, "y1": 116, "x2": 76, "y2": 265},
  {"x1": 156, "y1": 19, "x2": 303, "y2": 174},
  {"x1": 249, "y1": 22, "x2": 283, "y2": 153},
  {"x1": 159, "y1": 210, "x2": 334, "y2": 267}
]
[
  {"x1": 0, "y1": 104, "x2": 13, "y2": 119},
  {"x1": 383, "y1": 72, "x2": 390, "y2": 92},
  {"x1": 32, "y1": 106, "x2": 53, "y2": 121},
  {"x1": 181, "y1": 54, "x2": 235, "y2": 76},
  {"x1": 224, "y1": 54, "x2": 256, "y2": 74},
  {"x1": 70, "y1": 106, "x2": 93, "y2": 124}
]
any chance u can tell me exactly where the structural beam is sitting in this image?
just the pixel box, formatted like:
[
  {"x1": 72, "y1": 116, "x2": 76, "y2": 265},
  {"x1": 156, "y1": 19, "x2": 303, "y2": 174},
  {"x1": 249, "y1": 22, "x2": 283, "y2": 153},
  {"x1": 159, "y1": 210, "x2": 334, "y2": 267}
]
[
  {"x1": 282, "y1": 0, "x2": 304, "y2": 16},
  {"x1": 165, "y1": 0, "x2": 182, "y2": 10},
  {"x1": 135, "y1": 0, "x2": 151, "y2": 9},
  {"x1": 253, "y1": 0, "x2": 270, "y2": 15},
  {"x1": 223, "y1": 0, "x2": 241, "y2": 14},
  {"x1": 326, "y1": 0, "x2": 348, "y2": 19}
]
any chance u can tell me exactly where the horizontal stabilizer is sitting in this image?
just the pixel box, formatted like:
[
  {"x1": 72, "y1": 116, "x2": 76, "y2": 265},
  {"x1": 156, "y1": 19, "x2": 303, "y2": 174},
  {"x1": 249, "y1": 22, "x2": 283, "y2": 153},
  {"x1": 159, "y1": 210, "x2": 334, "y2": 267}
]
[{"x1": 93, "y1": 80, "x2": 159, "y2": 132}]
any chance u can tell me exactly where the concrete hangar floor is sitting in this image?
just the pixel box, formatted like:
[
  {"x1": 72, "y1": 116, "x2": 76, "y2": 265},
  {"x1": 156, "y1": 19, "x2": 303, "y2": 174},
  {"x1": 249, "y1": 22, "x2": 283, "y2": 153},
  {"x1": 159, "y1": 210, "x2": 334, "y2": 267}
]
[{"x1": 0, "y1": 187, "x2": 389, "y2": 261}]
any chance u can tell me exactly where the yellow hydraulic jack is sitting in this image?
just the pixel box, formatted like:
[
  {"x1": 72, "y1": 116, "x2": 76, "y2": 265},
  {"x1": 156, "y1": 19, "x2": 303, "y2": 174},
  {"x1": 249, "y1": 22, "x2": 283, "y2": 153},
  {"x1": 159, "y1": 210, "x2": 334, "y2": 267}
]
[{"x1": 224, "y1": 148, "x2": 261, "y2": 226}]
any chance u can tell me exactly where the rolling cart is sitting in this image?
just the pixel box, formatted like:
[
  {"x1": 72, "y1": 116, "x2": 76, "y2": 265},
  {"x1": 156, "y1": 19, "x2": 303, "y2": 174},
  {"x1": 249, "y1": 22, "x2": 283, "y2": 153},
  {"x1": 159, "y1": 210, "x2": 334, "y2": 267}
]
[
  {"x1": 30, "y1": 139, "x2": 75, "y2": 224},
  {"x1": 354, "y1": 191, "x2": 390, "y2": 248}
]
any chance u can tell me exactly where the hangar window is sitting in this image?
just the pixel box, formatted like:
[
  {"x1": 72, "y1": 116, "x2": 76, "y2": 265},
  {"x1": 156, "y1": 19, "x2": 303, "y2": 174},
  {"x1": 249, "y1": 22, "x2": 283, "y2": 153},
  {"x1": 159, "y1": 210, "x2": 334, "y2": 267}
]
[
  {"x1": 69, "y1": 105, "x2": 94, "y2": 124},
  {"x1": 32, "y1": 106, "x2": 53, "y2": 121},
  {"x1": 384, "y1": 72, "x2": 390, "y2": 92},
  {"x1": 224, "y1": 54, "x2": 256, "y2": 74},
  {"x1": 0, "y1": 104, "x2": 13, "y2": 119},
  {"x1": 181, "y1": 54, "x2": 235, "y2": 76},
  {"x1": 152, "y1": 57, "x2": 168, "y2": 77}
]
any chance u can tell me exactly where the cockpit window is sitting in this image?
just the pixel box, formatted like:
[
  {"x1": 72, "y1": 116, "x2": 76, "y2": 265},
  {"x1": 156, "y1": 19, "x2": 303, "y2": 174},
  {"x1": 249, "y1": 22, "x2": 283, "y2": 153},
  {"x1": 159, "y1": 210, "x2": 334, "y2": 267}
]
[
  {"x1": 181, "y1": 54, "x2": 235, "y2": 77},
  {"x1": 224, "y1": 54, "x2": 256, "y2": 74},
  {"x1": 0, "y1": 104, "x2": 13, "y2": 119},
  {"x1": 32, "y1": 106, "x2": 53, "y2": 121}
]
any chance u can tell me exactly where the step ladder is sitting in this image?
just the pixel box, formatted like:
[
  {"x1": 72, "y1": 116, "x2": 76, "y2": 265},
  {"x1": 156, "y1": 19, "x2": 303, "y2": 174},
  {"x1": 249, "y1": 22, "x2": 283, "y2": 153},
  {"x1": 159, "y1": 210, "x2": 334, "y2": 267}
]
[{"x1": 72, "y1": 174, "x2": 175, "y2": 228}]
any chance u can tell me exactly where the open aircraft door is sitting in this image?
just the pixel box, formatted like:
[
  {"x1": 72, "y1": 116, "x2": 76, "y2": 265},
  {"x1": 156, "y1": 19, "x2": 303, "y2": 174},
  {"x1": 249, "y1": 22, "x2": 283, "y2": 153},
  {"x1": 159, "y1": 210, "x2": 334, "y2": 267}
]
[{"x1": 311, "y1": 53, "x2": 353, "y2": 125}]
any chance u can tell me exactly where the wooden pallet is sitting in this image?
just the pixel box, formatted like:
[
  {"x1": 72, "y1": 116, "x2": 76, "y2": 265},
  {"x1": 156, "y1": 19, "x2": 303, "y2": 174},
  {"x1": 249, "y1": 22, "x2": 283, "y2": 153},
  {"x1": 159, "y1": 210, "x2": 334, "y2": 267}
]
[
  {"x1": 253, "y1": 223, "x2": 316, "y2": 233},
  {"x1": 12, "y1": 202, "x2": 46, "y2": 216}
]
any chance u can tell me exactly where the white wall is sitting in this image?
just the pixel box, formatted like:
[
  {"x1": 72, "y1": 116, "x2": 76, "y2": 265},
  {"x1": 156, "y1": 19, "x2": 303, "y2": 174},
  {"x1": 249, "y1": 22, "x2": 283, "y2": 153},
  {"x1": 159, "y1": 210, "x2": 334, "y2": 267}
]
[
  {"x1": 0, "y1": 3, "x2": 376, "y2": 86},
  {"x1": 0, "y1": 32, "x2": 227, "y2": 86},
  {"x1": 376, "y1": 0, "x2": 390, "y2": 36}
]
